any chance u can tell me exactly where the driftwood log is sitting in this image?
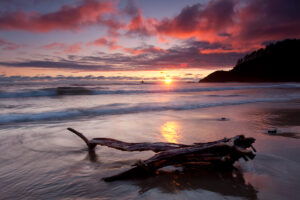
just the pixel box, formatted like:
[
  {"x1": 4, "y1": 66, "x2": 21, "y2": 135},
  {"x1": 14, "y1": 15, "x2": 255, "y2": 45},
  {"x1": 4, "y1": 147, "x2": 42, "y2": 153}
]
[{"x1": 67, "y1": 128, "x2": 256, "y2": 182}]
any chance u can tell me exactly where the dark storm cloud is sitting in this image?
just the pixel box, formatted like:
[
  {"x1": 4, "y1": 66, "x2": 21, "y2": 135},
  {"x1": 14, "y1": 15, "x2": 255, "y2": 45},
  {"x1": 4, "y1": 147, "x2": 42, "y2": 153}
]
[{"x1": 237, "y1": 0, "x2": 300, "y2": 41}]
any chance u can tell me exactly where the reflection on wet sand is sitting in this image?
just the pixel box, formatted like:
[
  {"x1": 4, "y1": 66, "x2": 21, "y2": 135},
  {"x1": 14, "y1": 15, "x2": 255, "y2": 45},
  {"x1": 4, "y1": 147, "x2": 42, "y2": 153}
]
[
  {"x1": 266, "y1": 108, "x2": 300, "y2": 127},
  {"x1": 265, "y1": 131, "x2": 300, "y2": 139},
  {"x1": 160, "y1": 121, "x2": 181, "y2": 143},
  {"x1": 252, "y1": 107, "x2": 300, "y2": 139},
  {"x1": 132, "y1": 167, "x2": 258, "y2": 199}
]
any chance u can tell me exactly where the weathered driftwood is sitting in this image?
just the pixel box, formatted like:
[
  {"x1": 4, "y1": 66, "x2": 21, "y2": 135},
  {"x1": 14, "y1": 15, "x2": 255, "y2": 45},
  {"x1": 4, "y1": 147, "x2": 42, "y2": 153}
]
[
  {"x1": 67, "y1": 128, "x2": 190, "y2": 152},
  {"x1": 67, "y1": 128, "x2": 256, "y2": 182}
]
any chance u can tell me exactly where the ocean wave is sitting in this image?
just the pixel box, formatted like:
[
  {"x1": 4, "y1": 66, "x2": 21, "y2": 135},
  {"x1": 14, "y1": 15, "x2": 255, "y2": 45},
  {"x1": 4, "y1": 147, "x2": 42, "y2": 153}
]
[
  {"x1": 0, "y1": 89, "x2": 56, "y2": 98},
  {"x1": 1, "y1": 95, "x2": 299, "y2": 124},
  {"x1": 206, "y1": 94, "x2": 243, "y2": 97},
  {"x1": 0, "y1": 87, "x2": 92, "y2": 98},
  {"x1": 0, "y1": 83, "x2": 299, "y2": 99}
]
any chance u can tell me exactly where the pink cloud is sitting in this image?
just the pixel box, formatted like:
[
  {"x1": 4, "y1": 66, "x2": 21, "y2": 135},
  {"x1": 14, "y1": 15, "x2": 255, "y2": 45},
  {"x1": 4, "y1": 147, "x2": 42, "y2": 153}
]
[
  {"x1": 126, "y1": 11, "x2": 158, "y2": 36},
  {"x1": 1, "y1": 0, "x2": 300, "y2": 68},
  {"x1": 124, "y1": 0, "x2": 300, "y2": 51},
  {"x1": 0, "y1": 0, "x2": 117, "y2": 32},
  {"x1": 88, "y1": 37, "x2": 122, "y2": 50},
  {"x1": 88, "y1": 37, "x2": 108, "y2": 46},
  {"x1": 155, "y1": 0, "x2": 236, "y2": 41},
  {"x1": 122, "y1": 0, "x2": 158, "y2": 37}
]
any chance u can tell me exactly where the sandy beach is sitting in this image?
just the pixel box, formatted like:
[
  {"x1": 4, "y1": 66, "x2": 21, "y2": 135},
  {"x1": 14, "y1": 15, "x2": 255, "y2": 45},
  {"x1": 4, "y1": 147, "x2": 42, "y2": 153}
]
[{"x1": 1, "y1": 82, "x2": 299, "y2": 199}]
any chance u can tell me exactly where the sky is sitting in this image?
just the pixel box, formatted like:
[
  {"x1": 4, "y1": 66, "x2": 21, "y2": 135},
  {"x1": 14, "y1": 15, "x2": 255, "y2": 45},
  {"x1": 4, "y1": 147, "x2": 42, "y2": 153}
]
[{"x1": 0, "y1": 0, "x2": 299, "y2": 81}]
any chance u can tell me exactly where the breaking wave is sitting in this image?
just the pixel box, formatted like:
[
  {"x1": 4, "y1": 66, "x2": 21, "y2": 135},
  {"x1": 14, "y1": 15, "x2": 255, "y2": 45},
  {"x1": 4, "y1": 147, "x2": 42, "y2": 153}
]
[
  {"x1": 1, "y1": 95, "x2": 299, "y2": 124},
  {"x1": 0, "y1": 83, "x2": 299, "y2": 98}
]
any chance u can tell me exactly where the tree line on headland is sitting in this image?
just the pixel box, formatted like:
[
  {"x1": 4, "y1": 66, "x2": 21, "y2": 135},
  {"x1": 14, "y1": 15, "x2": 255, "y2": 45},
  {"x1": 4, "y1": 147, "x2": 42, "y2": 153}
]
[{"x1": 200, "y1": 39, "x2": 300, "y2": 82}]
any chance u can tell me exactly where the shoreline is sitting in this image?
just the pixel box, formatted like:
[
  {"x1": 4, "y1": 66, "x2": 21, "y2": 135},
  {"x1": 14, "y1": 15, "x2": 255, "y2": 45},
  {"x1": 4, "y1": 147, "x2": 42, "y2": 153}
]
[{"x1": 0, "y1": 95, "x2": 300, "y2": 200}]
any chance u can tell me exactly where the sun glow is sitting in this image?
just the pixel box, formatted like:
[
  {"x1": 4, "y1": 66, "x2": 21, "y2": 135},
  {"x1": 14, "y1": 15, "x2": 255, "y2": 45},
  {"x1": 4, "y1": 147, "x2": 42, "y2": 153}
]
[{"x1": 164, "y1": 77, "x2": 173, "y2": 84}]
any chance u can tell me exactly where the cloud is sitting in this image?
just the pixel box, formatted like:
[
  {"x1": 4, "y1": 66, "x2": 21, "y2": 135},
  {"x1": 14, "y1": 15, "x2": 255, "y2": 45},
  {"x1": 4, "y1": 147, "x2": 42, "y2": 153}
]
[
  {"x1": 122, "y1": 0, "x2": 158, "y2": 37},
  {"x1": 125, "y1": 0, "x2": 300, "y2": 49},
  {"x1": 123, "y1": 45, "x2": 166, "y2": 55},
  {"x1": 0, "y1": 0, "x2": 117, "y2": 32},
  {"x1": 2, "y1": 0, "x2": 299, "y2": 47},
  {"x1": 123, "y1": 0, "x2": 139, "y2": 17},
  {"x1": 183, "y1": 40, "x2": 246, "y2": 54},
  {"x1": 88, "y1": 37, "x2": 108, "y2": 46},
  {"x1": 236, "y1": 0, "x2": 300, "y2": 41},
  {"x1": 0, "y1": 74, "x2": 196, "y2": 82},
  {"x1": 1, "y1": 0, "x2": 300, "y2": 74},
  {"x1": 63, "y1": 43, "x2": 82, "y2": 53},
  {"x1": 155, "y1": 0, "x2": 236, "y2": 41},
  {"x1": 126, "y1": 12, "x2": 158, "y2": 37},
  {"x1": 87, "y1": 37, "x2": 122, "y2": 50},
  {"x1": 159, "y1": 0, "x2": 300, "y2": 44},
  {"x1": 0, "y1": 60, "x2": 112, "y2": 71},
  {"x1": 138, "y1": 42, "x2": 242, "y2": 69},
  {"x1": 0, "y1": 38, "x2": 21, "y2": 50},
  {"x1": 41, "y1": 42, "x2": 82, "y2": 53},
  {"x1": 0, "y1": 40, "x2": 245, "y2": 71},
  {"x1": 1, "y1": 0, "x2": 299, "y2": 44},
  {"x1": 41, "y1": 42, "x2": 66, "y2": 50}
]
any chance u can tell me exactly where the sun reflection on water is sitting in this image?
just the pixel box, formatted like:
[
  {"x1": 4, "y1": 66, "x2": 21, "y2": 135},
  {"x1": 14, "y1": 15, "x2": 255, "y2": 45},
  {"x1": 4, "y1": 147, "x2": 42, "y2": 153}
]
[{"x1": 160, "y1": 121, "x2": 181, "y2": 143}]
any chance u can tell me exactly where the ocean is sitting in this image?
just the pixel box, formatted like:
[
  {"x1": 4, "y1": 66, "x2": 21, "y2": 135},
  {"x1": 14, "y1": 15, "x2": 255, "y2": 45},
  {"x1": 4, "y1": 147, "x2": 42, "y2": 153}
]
[{"x1": 1, "y1": 80, "x2": 300, "y2": 199}]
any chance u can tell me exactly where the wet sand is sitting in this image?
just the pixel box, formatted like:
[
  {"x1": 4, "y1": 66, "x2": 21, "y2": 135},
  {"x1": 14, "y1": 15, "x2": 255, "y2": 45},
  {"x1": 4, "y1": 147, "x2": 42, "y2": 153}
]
[{"x1": 0, "y1": 100, "x2": 300, "y2": 199}]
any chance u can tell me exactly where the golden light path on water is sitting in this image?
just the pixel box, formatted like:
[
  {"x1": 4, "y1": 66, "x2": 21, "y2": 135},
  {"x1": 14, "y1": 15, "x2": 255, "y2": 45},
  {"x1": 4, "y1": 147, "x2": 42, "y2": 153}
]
[{"x1": 160, "y1": 121, "x2": 181, "y2": 143}]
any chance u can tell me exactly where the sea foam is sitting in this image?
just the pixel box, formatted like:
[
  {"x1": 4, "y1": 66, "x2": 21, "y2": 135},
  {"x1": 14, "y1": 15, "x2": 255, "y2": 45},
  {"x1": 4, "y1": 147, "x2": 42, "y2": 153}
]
[{"x1": 1, "y1": 95, "x2": 299, "y2": 124}]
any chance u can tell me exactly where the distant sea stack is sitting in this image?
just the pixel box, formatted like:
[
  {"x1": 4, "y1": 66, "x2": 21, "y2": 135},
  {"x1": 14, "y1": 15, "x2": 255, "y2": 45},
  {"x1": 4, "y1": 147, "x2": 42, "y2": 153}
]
[{"x1": 200, "y1": 39, "x2": 300, "y2": 82}]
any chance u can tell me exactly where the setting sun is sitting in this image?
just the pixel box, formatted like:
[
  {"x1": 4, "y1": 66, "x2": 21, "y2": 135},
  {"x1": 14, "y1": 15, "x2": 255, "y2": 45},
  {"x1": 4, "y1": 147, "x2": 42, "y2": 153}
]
[{"x1": 164, "y1": 77, "x2": 173, "y2": 84}]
